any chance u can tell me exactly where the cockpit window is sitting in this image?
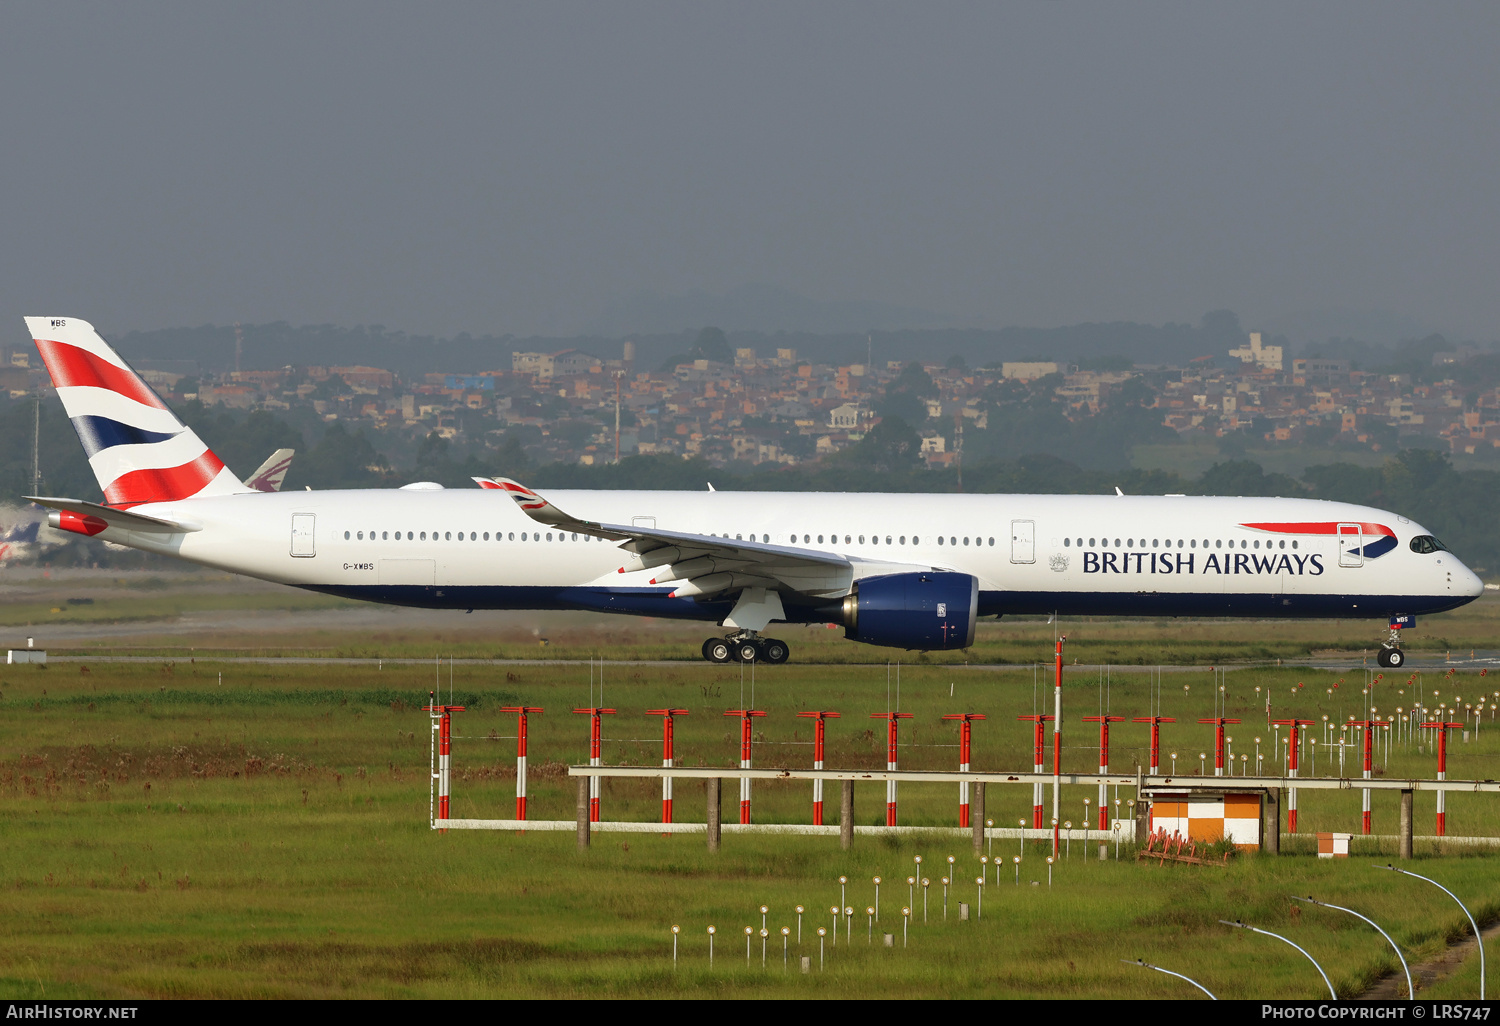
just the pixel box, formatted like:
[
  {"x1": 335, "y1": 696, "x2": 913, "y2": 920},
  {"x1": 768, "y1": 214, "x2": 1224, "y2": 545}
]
[{"x1": 1409, "y1": 535, "x2": 1448, "y2": 554}]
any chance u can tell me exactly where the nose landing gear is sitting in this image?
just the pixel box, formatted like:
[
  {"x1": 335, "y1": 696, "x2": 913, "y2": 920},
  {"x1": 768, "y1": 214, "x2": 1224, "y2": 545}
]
[
  {"x1": 1377, "y1": 622, "x2": 1406, "y2": 668},
  {"x1": 701, "y1": 632, "x2": 789, "y2": 664}
]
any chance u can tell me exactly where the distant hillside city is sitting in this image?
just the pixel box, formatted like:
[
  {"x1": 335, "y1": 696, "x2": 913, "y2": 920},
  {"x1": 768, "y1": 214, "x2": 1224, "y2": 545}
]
[{"x1": 3, "y1": 312, "x2": 1497, "y2": 473}]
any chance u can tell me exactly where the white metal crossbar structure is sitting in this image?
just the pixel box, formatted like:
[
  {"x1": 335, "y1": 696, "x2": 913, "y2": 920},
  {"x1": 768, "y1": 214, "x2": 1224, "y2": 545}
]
[{"x1": 562, "y1": 765, "x2": 1500, "y2": 794}]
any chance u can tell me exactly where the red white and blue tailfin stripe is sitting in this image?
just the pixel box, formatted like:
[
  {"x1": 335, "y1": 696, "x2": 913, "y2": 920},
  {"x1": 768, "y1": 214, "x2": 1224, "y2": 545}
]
[{"x1": 26, "y1": 317, "x2": 250, "y2": 508}]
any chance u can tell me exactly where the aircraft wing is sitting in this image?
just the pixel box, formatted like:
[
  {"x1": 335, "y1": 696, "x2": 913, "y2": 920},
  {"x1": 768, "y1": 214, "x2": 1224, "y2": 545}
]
[
  {"x1": 477, "y1": 477, "x2": 930, "y2": 600},
  {"x1": 25, "y1": 496, "x2": 202, "y2": 534}
]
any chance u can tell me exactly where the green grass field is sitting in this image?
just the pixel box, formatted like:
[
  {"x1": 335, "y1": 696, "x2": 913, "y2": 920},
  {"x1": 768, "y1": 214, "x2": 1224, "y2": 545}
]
[{"x1": 3, "y1": 647, "x2": 1499, "y2": 999}]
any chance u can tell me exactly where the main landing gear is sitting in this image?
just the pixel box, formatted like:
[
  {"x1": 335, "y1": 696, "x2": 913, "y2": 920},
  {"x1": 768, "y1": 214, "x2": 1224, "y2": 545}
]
[
  {"x1": 1377, "y1": 624, "x2": 1406, "y2": 669},
  {"x1": 701, "y1": 632, "x2": 789, "y2": 665}
]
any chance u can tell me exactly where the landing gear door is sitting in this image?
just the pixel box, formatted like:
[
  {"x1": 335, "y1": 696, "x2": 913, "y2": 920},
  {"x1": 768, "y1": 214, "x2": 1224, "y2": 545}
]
[
  {"x1": 1337, "y1": 522, "x2": 1362, "y2": 567},
  {"x1": 290, "y1": 513, "x2": 316, "y2": 557},
  {"x1": 1010, "y1": 520, "x2": 1035, "y2": 564}
]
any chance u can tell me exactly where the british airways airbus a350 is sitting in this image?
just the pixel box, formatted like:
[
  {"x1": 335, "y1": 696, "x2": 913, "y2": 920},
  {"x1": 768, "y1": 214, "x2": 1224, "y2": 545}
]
[{"x1": 24, "y1": 317, "x2": 1484, "y2": 668}]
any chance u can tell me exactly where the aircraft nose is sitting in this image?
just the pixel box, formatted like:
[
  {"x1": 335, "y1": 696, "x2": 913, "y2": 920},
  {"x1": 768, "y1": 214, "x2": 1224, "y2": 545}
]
[{"x1": 1459, "y1": 562, "x2": 1485, "y2": 598}]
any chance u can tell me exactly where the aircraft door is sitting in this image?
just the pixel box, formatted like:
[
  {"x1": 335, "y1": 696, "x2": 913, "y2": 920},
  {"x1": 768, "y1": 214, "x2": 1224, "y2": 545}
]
[
  {"x1": 1010, "y1": 520, "x2": 1035, "y2": 564},
  {"x1": 1337, "y1": 523, "x2": 1362, "y2": 567},
  {"x1": 290, "y1": 514, "x2": 316, "y2": 557}
]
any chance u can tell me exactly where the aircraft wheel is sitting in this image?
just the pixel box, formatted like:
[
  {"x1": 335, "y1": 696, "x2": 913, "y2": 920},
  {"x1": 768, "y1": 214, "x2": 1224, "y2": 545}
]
[
  {"x1": 704, "y1": 638, "x2": 732, "y2": 663},
  {"x1": 762, "y1": 638, "x2": 789, "y2": 664},
  {"x1": 736, "y1": 640, "x2": 761, "y2": 663},
  {"x1": 1380, "y1": 646, "x2": 1405, "y2": 669}
]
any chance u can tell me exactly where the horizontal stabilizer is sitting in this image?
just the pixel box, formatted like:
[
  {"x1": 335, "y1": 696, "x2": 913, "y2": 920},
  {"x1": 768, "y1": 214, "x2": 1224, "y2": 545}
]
[{"x1": 26, "y1": 496, "x2": 202, "y2": 534}]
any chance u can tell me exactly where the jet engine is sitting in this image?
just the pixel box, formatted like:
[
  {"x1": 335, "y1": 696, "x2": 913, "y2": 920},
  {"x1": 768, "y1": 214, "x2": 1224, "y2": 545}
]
[{"x1": 841, "y1": 572, "x2": 977, "y2": 650}]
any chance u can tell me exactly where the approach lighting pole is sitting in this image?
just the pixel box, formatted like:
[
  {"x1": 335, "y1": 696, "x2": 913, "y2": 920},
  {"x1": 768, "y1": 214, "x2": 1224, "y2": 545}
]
[
  {"x1": 943, "y1": 713, "x2": 986, "y2": 826},
  {"x1": 797, "y1": 710, "x2": 840, "y2": 825},
  {"x1": 1347, "y1": 718, "x2": 1378, "y2": 834},
  {"x1": 423, "y1": 694, "x2": 466, "y2": 832},
  {"x1": 647, "y1": 708, "x2": 689, "y2": 825},
  {"x1": 500, "y1": 706, "x2": 543, "y2": 820},
  {"x1": 1419, "y1": 719, "x2": 1464, "y2": 836},
  {"x1": 1083, "y1": 715, "x2": 1125, "y2": 830},
  {"x1": 725, "y1": 709, "x2": 767, "y2": 824},
  {"x1": 571, "y1": 706, "x2": 617, "y2": 822},
  {"x1": 1198, "y1": 717, "x2": 1241, "y2": 778},
  {"x1": 1133, "y1": 715, "x2": 1177, "y2": 777},
  {"x1": 1052, "y1": 635, "x2": 1066, "y2": 856},
  {"x1": 871, "y1": 712, "x2": 913, "y2": 825},
  {"x1": 1017, "y1": 713, "x2": 1053, "y2": 828},
  {"x1": 1272, "y1": 719, "x2": 1313, "y2": 833}
]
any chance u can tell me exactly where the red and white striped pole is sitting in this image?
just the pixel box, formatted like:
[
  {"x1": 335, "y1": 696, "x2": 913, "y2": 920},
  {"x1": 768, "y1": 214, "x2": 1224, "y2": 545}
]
[
  {"x1": 500, "y1": 706, "x2": 543, "y2": 821},
  {"x1": 1421, "y1": 720, "x2": 1462, "y2": 835},
  {"x1": 1132, "y1": 715, "x2": 1174, "y2": 832},
  {"x1": 1052, "y1": 635, "x2": 1066, "y2": 857},
  {"x1": 724, "y1": 710, "x2": 766, "y2": 824},
  {"x1": 1272, "y1": 719, "x2": 1311, "y2": 833},
  {"x1": 943, "y1": 713, "x2": 987, "y2": 826},
  {"x1": 871, "y1": 713, "x2": 913, "y2": 826},
  {"x1": 1083, "y1": 715, "x2": 1124, "y2": 831},
  {"x1": 797, "y1": 711, "x2": 840, "y2": 825},
  {"x1": 1347, "y1": 718, "x2": 1379, "y2": 834},
  {"x1": 1197, "y1": 717, "x2": 1241, "y2": 778},
  {"x1": 647, "y1": 708, "x2": 689, "y2": 824},
  {"x1": 1015, "y1": 714, "x2": 1052, "y2": 828},
  {"x1": 423, "y1": 694, "x2": 466, "y2": 832},
  {"x1": 572, "y1": 706, "x2": 616, "y2": 822}
]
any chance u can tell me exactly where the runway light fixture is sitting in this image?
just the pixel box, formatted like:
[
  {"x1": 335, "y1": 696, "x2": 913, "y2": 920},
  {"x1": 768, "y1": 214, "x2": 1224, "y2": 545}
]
[
  {"x1": 1378, "y1": 865, "x2": 1484, "y2": 999},
  {"x1": 1219, "y1": 920, "x2": 1335, "y2": 999},
  {"x1": 1121, "y1": 958, "x2": 1216, "y2": 1000}
]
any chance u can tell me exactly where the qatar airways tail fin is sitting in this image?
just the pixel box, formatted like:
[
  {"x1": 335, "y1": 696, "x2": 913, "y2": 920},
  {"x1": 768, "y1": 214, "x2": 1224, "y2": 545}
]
[
  {"x1": 24, "y1": 317, "x2": 251, "y2": 507},
  {"x1": 246, "y1": 448, "x2": 295, "y2": 492}
]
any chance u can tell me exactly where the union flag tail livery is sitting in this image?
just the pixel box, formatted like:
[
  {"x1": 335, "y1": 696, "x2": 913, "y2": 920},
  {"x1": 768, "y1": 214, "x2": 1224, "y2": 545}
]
[
  {"x1": 20, "y1": 316, "x2": 1485, "y2": 667},
  {"x1": 25, "y1": 317, "x2": 250, "y2": 507}
]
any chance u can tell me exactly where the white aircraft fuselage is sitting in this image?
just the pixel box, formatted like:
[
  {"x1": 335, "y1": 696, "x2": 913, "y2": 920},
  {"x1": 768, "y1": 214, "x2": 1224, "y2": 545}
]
[{"x1": 108, "y1": 486, "x2": 1481, "y2": 624}]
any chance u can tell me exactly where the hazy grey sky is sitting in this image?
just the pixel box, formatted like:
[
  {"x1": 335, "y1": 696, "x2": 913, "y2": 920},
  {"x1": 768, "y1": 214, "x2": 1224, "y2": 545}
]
[{"x1": 3, "y1": 3, "x2": 1498, "y2": 340}]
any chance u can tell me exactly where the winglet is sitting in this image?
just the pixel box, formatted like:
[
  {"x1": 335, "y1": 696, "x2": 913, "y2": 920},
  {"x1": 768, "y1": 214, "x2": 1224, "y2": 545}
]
[{"x1": 484, "y1": 477, "x2": 571, "y2": 527}]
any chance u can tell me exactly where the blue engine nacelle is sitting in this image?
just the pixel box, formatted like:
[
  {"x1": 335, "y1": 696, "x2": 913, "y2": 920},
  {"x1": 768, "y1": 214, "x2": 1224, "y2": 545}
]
[{"x1": 842, "y1": 572, "x2": 978, "y2": 650}]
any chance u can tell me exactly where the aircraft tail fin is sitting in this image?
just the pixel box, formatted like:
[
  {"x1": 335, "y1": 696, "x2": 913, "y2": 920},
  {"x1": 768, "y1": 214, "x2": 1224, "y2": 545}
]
[
  {"x1": 246, "y1": 449, "x2": 295, "y2": 492},
  {"x1": 25, "y1": 317, "x2": 251, "y2": 507}
]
